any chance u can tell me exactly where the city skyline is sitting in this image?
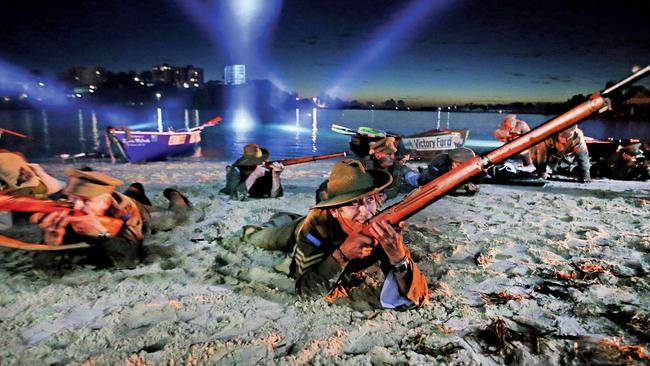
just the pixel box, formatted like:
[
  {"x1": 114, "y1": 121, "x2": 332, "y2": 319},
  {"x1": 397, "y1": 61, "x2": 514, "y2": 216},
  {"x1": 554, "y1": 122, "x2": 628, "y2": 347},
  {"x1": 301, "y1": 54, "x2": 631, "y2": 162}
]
[{"x1": 1, "y1": 0, "x2": 649, "y2": 106}]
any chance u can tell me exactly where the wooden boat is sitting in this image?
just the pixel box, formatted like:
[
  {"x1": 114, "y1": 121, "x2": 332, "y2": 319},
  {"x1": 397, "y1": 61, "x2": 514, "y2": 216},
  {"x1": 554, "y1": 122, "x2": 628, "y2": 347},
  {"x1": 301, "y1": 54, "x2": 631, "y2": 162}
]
[
  {"x1": 107, "y1": 116, "x2": 221, "y2": 163},
  {"x1": 336, "y1": 124, "x2": 469, "y2": 159},
  {"x1": 399, "y1": 128, "x2": 469, "y2": 160}
]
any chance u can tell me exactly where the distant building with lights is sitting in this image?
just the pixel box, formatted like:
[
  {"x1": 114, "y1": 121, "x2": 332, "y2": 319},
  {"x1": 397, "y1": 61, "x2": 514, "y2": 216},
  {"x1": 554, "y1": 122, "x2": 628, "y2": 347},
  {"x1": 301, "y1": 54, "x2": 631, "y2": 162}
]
[
  {"x1": 224, "y1": 64, "x2": 246, "y2": 85},
  {"x1": 62, "y1": 67, "x2": 106, "y2": 86},
  {"x1": 176, "y1": 65, "x2": 204, "y2": 88},
  {"x1": 152, "y1": 64, "x2": 175, "y2": 85},
  {"x1": 151, "y1": 64, "x2": 204, "y2": 88}
]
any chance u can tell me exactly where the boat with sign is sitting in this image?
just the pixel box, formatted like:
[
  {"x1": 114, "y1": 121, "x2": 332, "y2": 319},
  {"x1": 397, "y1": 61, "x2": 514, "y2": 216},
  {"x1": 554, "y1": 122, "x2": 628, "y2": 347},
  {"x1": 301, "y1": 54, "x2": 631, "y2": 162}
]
[
  {"x1": 107, "y1": 116, "x2": 221, "y2": 163},
  {"x1": 332, "y1": 124, "x2": 468, "y2": 160}
]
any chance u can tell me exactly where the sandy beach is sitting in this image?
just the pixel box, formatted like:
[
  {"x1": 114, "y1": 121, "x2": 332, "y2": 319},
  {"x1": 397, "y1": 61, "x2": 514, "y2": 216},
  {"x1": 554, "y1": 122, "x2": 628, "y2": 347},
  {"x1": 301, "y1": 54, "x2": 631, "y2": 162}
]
[{"x1": 1, "y1": 159, "x2": 649, "y2": 365}]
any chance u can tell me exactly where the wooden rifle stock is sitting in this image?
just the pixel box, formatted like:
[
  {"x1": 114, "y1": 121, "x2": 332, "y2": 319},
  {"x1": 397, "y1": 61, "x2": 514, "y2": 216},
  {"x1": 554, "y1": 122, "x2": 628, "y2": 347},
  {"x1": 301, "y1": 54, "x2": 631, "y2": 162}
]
[
  {"x1": 266, "y1": 151, "x2": 347, "y2": 167},
  {"x1": 0, "y1": 194, "x2": 123, "y2": 233},
  {"x1": 0, "y1": 195, "x2": 74, "y2": 213},
  {"x1": 362, "y1": 65, "x2": 650, "y2": 235}
]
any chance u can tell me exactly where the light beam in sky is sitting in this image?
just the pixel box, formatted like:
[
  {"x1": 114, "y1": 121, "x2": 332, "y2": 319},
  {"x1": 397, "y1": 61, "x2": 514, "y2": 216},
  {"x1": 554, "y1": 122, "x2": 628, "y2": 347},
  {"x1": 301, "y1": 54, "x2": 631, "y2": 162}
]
[{"x1": 324, "y1": 0, "x2": 454, "y2": 100}]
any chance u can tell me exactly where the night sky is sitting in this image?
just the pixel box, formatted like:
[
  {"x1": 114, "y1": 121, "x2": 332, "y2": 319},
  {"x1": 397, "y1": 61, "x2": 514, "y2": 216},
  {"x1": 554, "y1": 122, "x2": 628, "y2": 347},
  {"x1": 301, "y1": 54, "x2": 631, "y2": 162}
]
[{"x1": 1, "y1": 0, "x2": 649, "y2": 105}]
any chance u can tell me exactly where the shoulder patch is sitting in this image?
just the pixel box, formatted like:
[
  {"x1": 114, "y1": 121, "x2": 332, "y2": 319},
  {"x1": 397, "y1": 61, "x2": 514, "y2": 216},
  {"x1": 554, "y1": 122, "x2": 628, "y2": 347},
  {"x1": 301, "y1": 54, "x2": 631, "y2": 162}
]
[{"x1": 306, "y1": 233, "x2": 321, "y2": 247}]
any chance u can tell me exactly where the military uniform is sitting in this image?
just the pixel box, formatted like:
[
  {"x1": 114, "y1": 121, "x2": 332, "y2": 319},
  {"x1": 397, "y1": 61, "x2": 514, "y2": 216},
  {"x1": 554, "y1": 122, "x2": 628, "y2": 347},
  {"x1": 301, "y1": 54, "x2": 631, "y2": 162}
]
[
  {"x1": 362, "y1": 137, "x2": 419, "y2": 199},
  {"x1": 33, "y1": 169, "x2": 190, "y2": 271},
  {"x1": 0, "y1": 150, "x2": 48, "y2": 198},
  {"x1": 493, "y1": 116, "x2": 532, "y2": 165},
  {"x1": 607, "y1": 143, "x2": 649, "y2": 180},
  {"x1": 244, "y1": 160, "x2": 428, "y2": 309},
  {"x1": 220, "y1": 144, "x2": 283, "y2": 200},
  {"x1": 531, "y1": 126, "x2": 591, "y2": 181},
  {"x1": 418, "y1": 147, "x2": 480, "y2": 196}
]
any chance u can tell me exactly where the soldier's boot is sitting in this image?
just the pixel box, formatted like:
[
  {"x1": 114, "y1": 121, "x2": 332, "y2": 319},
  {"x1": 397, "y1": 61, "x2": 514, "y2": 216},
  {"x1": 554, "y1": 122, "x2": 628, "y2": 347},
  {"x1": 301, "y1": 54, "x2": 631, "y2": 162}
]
[
  {"x1": 164, "y1": 188, "x2": 191, "y2": 210},
  {"x1": 123, "y1": 182, "x2": 152, "y2": 206}
]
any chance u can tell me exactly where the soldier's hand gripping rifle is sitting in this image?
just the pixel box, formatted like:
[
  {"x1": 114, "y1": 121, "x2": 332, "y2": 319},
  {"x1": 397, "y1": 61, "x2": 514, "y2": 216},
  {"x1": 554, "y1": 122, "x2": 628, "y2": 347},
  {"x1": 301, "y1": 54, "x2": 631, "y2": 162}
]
[
  {"x1": 0, "y1": 195, "x2": 124, "y2": 250},
  {"x1": 264, "y1": 151, "x2": 347, "y2": 167},
  {"x1": 361, "y1": 65, "x2": 650, "y2": 234}
]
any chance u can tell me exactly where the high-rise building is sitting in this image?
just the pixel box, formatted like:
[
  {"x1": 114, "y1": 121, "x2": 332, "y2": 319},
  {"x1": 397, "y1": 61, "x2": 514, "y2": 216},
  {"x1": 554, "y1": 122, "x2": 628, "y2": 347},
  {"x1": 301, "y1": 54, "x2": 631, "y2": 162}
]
[{"x1": 224, "y1": 64, "x2": 246, "y2": 85}]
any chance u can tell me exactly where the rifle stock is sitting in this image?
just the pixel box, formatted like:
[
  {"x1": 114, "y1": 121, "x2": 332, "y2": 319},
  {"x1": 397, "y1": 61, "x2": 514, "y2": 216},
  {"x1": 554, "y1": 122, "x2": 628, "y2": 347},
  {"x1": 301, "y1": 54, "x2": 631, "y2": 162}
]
[
  {"x1": 267, "y1": 151, "x2": 347, "y2": 167},
  {"x1": 0, "y1": 195, "x2": 74, "y2": 213},
  {"x1": 362, "y1": 65, "x2": 650, "y2": 234},
  {"x1": 0, "y1": 195, "x2": 123, "y2": 234}
]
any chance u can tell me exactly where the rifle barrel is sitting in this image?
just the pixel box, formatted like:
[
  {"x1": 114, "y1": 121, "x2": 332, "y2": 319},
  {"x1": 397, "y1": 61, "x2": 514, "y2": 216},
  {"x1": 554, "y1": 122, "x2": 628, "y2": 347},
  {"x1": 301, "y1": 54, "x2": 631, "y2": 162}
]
[
  {"x1": 364, "y1": 66, "x2": 650, "y2": 232},
  {"x1": 270, "y1": 152, "x2": 347, "y2": 167}
]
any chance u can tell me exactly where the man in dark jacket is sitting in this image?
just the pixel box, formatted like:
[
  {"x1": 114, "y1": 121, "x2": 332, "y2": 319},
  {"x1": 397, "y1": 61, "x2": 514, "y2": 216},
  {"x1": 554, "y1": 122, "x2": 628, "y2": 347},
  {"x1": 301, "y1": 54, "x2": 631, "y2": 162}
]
[{"x1": 220, "y1": 143, "x2": 284, "y2": 200}]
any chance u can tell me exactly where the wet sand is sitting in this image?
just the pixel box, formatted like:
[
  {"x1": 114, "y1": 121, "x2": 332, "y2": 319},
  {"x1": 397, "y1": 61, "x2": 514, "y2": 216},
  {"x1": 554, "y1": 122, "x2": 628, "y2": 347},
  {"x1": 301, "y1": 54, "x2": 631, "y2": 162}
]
[{"x1": 1, "y1": 160, "x2": 649, "y2": 365}]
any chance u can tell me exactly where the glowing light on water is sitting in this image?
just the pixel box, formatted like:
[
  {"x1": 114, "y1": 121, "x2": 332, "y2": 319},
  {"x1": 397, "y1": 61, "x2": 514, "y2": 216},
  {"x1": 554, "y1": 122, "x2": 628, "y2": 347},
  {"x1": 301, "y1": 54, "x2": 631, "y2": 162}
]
[
  {"x1": 311, "y1": 108, "x2": 318, "y2": 152},
  {"x1": 233, "y1": 108, "x2": 255, "y2": 131},
  {"x1": 41, "y1": 110, "x2": 50, "y2": 153},
  {"x1": 91, "y1": 110, "x2": 100, "y2": 151},
  {"x1": 78, "y1": 109, "x2": 86, "y2": 152},
  {"x1": 157, "y1": 108, "x2": 163, "y2": 132},
  {"x1": 194, "y1": 109, "x2": 200, "y2": 127},
  {"x1": 184, "y1": 109, "x2": 190, "y2": 130},
  {"x1": 324, "y1": 0, "x2": 453, "y2": 99},
  {"x1": 295, "y1": 108, "x2": 300, "y2": 140}
]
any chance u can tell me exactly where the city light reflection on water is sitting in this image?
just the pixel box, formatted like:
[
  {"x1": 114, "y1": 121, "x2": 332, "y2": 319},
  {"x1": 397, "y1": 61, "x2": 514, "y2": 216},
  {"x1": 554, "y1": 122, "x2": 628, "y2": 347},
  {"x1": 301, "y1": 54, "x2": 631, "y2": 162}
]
[
  {"x1": 91, "y1": 110, "x2": 100, "y2": 151},
  {"x1": 40, "y1": 109, "x2": 50, "y2": 153},
  {"x1": 1, "y1": 107, "x2": 648, "y2": 162},
  {"x1": 77, "y1": 109, "x2": 86, "y2": 153}
]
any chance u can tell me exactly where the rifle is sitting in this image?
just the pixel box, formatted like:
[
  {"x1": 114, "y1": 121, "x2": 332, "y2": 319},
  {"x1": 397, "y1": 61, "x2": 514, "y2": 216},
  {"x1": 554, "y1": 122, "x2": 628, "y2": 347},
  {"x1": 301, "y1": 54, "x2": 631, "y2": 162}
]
[
  {"x1": 362, "y1": 65, "x2": 650, "y2": 234},
  {"x1": 265, "y1": 152, "x2": 347, "y2": 167},
  {"x1": 0, "y1": 195, "x2": 123, "y2": 251}
]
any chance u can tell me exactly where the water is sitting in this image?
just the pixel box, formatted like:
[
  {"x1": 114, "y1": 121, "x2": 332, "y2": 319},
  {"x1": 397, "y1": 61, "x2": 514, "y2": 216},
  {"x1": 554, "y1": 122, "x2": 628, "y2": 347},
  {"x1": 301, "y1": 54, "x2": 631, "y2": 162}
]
[{"x1": 0, "y1": 107, "x2": 648, "y2": 162}]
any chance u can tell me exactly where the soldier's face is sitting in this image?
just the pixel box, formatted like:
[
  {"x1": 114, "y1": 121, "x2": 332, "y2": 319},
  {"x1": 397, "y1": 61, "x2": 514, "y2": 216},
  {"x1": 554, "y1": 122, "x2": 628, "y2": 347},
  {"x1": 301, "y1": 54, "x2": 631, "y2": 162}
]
[
  {"x1": 330, "y1": 195, "x2": 378, "y2": 233},
  {"x1": 375, "y1": 152, "x2": 395, "y2": 168},
  {"x1": 70, "y1": 193, "x2": 112, "y2": 216}
]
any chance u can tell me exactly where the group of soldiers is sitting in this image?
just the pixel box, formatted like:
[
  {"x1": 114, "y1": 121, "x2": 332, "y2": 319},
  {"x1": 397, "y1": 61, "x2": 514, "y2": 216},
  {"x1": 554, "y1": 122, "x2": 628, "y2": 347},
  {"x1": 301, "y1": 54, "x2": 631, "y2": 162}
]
[
  {"x1": 2, "y1": 116, "x2": 646, "y2": 309},
  {"x1": 493, "y1": 114, "x2": 649, "y2": 182},
  {"x1": 1, "y1": 136, "x2": 480, "y2": 309}
]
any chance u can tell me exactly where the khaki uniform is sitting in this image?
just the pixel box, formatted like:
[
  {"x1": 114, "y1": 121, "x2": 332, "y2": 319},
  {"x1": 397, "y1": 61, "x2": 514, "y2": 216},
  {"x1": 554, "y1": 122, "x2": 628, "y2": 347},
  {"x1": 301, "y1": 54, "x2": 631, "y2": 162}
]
[
  {"x1": 33, "y1": 169, "x2": 191, "y2": 271},
  {"x1": 362, "y1": 159, "x2": 415, "y2": 199},
  {"x1": 220, "y1": 163, "x2": 283, "y2": 200},
  {"x1": 606, "y1": 144, "x2": 649, "y2": 180},
  {"x1": 418, "y1": 152, "x2": 480, "y2": 196},
  {"x1": 33, "y1": 191, "x2": 149, "y2": 270},
  {"x1": 244, "y1": 209, "x2": 428, "y2": 308},
  {"x1": 0, "y1": 150, "x2": 48, "y2": 198},
  {"x1": 531, "y1": 128, "x2": 591, "y2": 181}
]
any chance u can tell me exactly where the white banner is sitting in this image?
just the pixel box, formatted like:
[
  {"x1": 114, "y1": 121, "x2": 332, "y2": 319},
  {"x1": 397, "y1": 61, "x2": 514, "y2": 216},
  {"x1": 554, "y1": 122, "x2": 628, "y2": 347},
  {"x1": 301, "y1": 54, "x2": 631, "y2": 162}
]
[{"x1": 401, "y1": 133, "x2": 465, "y2": 151}]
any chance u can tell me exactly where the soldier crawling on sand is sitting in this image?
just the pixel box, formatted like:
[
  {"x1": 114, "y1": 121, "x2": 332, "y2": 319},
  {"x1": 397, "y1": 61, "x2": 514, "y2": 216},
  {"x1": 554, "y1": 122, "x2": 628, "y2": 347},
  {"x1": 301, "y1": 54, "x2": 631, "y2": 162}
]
[
  {"x1": 20, "y1": 168, "x2": 191, "y2": 274},
  {"x1": 243, "y1": 160, "x2": 428, "y2": 309}
]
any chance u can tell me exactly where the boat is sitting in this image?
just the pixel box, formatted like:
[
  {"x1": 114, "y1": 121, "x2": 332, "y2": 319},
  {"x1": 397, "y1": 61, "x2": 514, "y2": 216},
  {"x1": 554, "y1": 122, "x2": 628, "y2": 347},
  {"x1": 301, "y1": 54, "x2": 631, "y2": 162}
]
[
  {"x1": 107, "y1": 116, "x2": 221, "y2": 163},
  {"x1": 399, "y1": 128, "x2": 469, "y2": 160},
  {"x1": 333, "y1": 124, "x2": 469, "y2": 159}
]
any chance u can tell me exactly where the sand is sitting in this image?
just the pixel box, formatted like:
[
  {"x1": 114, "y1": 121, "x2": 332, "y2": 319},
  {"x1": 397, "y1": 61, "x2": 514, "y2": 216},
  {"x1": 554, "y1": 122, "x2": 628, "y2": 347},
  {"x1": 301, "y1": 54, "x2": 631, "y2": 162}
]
[{"x1": 1, "y1": 159, "x2": 649, "y2": 365}]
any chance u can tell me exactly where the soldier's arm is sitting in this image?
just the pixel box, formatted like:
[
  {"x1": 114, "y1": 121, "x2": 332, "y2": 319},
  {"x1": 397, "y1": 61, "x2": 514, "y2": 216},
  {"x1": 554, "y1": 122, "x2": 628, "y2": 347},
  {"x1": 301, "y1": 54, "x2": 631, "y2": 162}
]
[
  {"x1": 371, "y1": 222, "x2": 428, "y2": 308},
  {"x1": 293, "y1": 233, "x2": 345, "y2": 297}
]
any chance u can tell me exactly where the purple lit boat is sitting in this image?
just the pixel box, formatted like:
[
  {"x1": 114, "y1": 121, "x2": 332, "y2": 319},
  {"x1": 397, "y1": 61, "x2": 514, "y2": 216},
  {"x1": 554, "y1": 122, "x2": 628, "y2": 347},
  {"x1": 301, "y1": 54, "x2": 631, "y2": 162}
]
[{"x1": 107, "y1": 116, "x2": 221, "y2": 163}]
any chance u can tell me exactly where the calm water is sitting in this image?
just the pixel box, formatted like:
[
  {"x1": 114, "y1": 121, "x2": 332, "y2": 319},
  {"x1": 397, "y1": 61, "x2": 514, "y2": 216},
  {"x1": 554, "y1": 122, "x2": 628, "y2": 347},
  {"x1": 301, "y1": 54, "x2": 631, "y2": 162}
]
[{"x1": 1, "y1": 107, "x2": 648, "y2": 162}]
